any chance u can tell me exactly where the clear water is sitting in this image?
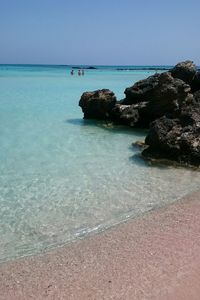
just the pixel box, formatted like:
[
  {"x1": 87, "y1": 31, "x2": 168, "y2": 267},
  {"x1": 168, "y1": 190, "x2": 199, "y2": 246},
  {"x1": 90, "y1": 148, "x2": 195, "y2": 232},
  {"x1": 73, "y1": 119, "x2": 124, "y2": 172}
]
[{"x1": 0, "y1": 65, "x2": 199, "y2": 262}]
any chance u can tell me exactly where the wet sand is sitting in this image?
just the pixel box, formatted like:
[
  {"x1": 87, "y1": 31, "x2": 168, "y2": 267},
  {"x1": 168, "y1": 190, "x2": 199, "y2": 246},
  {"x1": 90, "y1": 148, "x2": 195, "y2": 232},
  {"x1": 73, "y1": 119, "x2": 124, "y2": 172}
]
[{"x1": 0, "y1": 190, "x2": 200, "y2": 300}]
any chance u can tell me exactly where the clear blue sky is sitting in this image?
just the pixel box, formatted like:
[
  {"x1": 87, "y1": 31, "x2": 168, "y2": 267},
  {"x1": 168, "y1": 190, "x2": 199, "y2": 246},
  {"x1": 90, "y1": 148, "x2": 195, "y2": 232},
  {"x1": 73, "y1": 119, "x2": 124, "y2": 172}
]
[{"x1": 0, "y1": 0, "x2": 200, "y2": 65}]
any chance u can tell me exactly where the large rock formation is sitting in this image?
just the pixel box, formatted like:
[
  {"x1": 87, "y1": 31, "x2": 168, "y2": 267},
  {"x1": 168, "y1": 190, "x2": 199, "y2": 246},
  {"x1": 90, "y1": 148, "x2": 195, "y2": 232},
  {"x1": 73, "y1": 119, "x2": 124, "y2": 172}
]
[
  {"x1": 141, "y1": 61, "x2": 200, "y2": 166},
  {"x1": 79, "y1": 89, "x2": 117, "y2": 119},
  {"x1": 79, "y1": 60, "x2": 200, "y2": 167}
]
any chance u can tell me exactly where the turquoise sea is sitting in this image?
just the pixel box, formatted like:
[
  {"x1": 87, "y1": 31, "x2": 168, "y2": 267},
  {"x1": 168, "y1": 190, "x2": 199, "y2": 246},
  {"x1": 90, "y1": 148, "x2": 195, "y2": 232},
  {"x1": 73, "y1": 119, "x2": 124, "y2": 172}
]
[{"x1": 0, "y1": 65, "x2": 200, "y2": 262}]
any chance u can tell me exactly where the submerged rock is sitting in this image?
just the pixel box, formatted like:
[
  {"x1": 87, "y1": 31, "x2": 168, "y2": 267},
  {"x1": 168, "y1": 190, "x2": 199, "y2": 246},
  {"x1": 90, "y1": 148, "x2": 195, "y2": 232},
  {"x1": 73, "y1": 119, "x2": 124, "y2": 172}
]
[{"x1": 79, "y1": 89, "x2": 117, "y2": 119}]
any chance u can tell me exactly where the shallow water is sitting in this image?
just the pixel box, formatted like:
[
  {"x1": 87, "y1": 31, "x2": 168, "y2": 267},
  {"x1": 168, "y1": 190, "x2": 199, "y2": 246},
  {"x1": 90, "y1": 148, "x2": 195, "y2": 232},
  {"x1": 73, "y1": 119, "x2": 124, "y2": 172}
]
[{"x1": 0, "y1": 65, "x2": 199, "y2": 262}]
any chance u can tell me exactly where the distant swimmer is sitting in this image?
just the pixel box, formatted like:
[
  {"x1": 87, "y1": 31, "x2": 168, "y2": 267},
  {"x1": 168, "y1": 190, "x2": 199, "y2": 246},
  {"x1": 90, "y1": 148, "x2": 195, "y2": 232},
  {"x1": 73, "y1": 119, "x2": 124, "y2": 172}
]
[
  {"x1": 81, "y1": 69, "x2": 85, "y2": 76},
  {"x1": 70, "y1": 69, "x2": 74, "y2": 75},
  {"x1": 78, "y1": 69, "x2": 81, "y2": 76}
]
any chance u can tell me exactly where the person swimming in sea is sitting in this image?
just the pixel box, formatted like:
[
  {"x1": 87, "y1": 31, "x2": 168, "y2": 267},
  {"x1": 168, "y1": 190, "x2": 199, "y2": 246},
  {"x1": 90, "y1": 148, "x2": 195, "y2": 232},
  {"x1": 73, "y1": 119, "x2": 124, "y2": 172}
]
[
  {"x1": 78, "y1": 69, "x2": 81, "y2": 76},
  {"x1": 70, "y1": 69, "x2": 74, "y2": 75}
]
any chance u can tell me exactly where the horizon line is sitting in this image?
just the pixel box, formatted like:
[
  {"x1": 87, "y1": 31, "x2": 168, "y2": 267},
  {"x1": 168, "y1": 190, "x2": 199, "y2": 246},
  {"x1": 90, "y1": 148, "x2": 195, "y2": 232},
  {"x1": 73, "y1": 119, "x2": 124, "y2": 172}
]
[
  {"x1": 0, "y1": 63, "x2": 199, "y2": 69},
  {"x1": 0, "y1": 63, "x2": 174, "y2": 66}
]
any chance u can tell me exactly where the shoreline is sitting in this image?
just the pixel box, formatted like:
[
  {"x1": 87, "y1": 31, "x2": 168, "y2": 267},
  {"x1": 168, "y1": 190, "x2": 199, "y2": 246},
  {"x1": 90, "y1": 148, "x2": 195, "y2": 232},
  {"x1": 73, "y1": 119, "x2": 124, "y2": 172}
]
[
  {"x1": 0, "y1": 185, "x2": 199, "y2": 266},
  {"x1": 1, "y1": 190, "x2": 200, "y2": 299}
]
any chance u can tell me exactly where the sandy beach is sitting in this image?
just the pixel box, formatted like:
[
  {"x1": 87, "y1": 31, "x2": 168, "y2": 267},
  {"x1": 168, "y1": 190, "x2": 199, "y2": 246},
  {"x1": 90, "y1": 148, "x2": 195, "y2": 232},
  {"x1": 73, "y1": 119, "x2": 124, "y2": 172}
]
[
  {"x1": 0, "y1": 190, "x2": 200, "y2": 299},
  {"x1": 1, "y1": 0, "x2": 200, "y2": 299}
]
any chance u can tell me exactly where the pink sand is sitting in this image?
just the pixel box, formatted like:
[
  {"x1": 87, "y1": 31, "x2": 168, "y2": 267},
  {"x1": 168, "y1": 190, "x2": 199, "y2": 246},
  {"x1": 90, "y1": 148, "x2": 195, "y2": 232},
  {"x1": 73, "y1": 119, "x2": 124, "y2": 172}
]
[{"x1": 0, "y1": 190, "x2": 200, "y2": 299}]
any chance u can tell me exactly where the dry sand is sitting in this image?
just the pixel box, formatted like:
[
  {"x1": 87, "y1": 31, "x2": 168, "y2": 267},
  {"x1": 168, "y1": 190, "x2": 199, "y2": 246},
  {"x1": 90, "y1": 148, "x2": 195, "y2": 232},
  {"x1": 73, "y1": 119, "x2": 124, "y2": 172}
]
[{"x1": 0, "y1": 190, "x2": 200, "y2": 300}]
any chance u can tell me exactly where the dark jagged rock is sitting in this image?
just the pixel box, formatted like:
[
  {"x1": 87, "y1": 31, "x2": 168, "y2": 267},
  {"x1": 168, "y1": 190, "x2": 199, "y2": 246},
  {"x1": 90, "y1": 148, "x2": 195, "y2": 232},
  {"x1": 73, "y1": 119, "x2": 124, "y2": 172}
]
[
  {"x1": 180, "y1": 101, "x2": 200, "y2": 126},
  {"x1": 123, "y1": 72, "x2": 190, "y2": 105},
  {"x1": 123, "y1": 73, "x2": 161, "y2": 104},
  {"x1": 111, "y1": 104, "x2": 139, "y2": 127},
  {"x1": 79, "y1": 89, "x2": 117, "y2": 119},
  {"x1": 144, "y1": 117, "x2": 182, "y2": 157},
  {"x1": 123, "y1": 72, "x2": 191, "y2": 124},
  {"x1": 171, "y1": 60, "x2": 196, "y2": 84},
  {"x1": 143, "y1": 103, "x2": 200, "y2": 166},
  {"x1": 194, "y1": 90, "x2": 200, "y2": 103},
  {"x1": 191, "y1": 72, "x2": 200, "y2": 92}
]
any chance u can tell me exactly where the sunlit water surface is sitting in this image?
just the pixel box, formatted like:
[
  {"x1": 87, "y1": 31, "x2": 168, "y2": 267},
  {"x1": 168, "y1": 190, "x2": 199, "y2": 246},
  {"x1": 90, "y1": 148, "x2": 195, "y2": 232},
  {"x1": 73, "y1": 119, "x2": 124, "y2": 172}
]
[{"x1": 0, "y1": 65, "x2": 199, "y2": 262}]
